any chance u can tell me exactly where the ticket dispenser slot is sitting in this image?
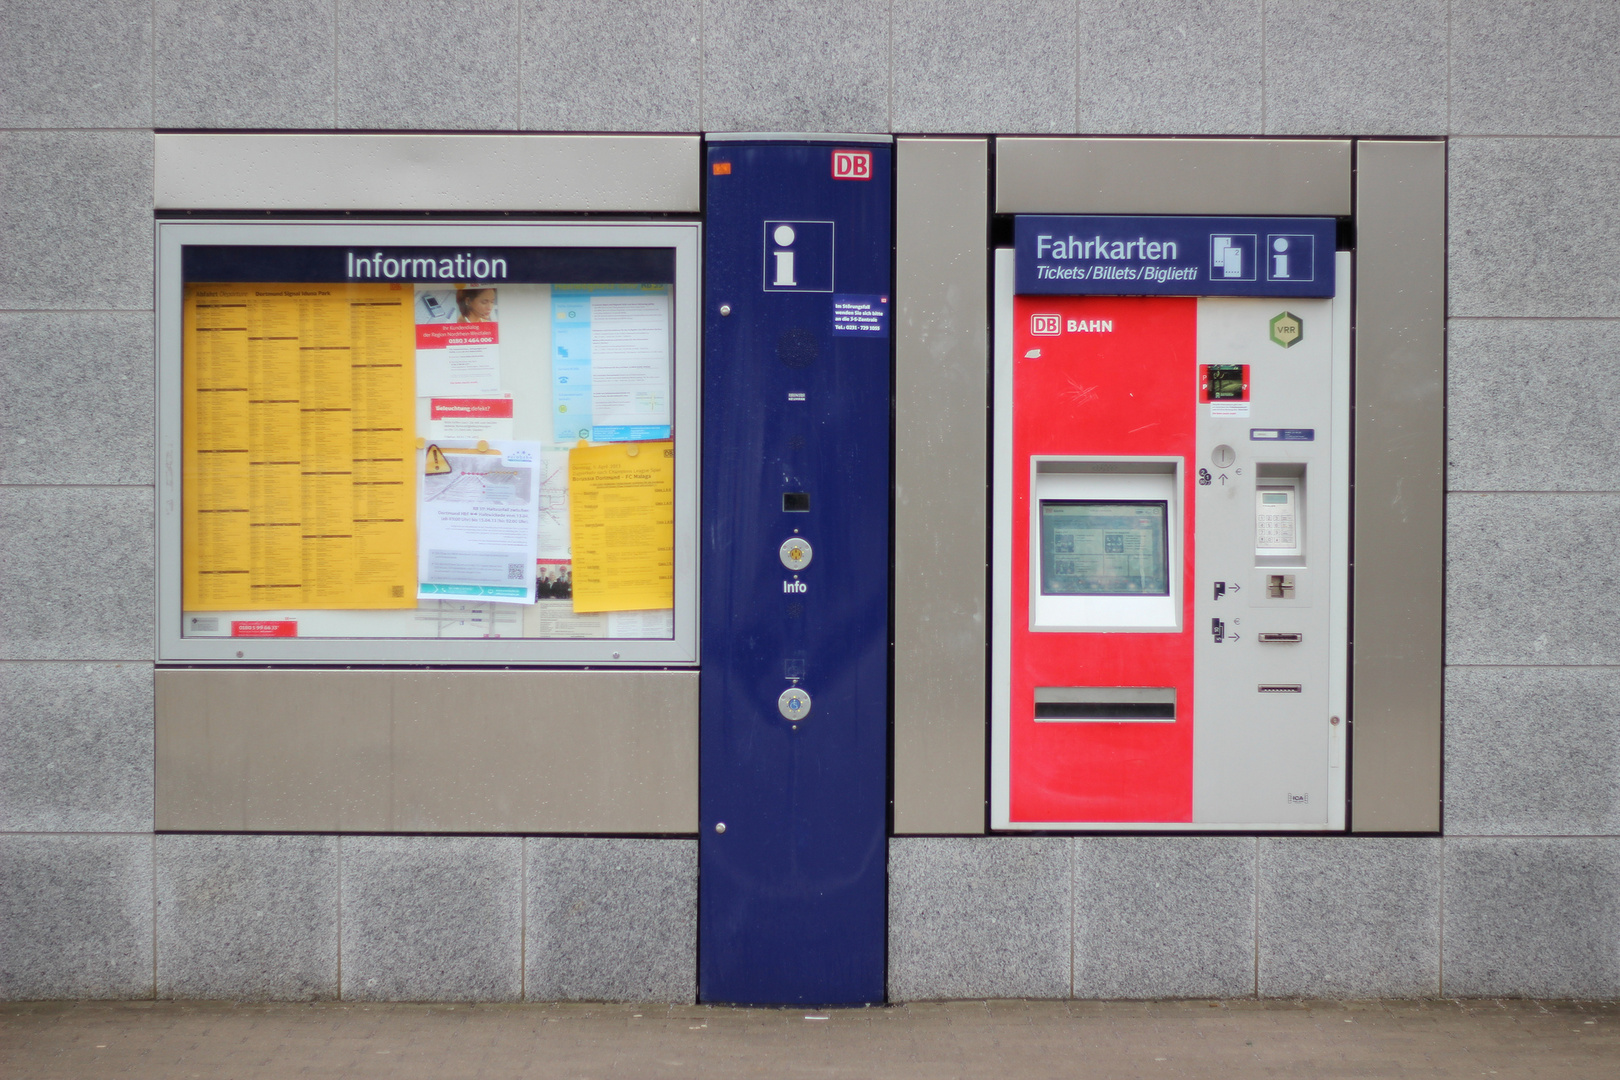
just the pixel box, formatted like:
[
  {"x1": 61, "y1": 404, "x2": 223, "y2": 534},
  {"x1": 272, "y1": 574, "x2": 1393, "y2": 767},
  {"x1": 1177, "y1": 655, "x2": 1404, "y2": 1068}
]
[{"x1": 993, "y1": 217, "x2": 1349, "y2": 833}]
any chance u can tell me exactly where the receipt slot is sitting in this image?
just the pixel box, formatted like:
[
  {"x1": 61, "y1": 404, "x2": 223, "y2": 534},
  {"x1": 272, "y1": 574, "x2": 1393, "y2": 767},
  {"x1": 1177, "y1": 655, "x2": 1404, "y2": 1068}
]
[
  {"x1": 992, "y1": 216, "x2": 1350, "y2": 830},
  {"x1": 700, "y1": 136, "x2": 892, "y2": 1003}
]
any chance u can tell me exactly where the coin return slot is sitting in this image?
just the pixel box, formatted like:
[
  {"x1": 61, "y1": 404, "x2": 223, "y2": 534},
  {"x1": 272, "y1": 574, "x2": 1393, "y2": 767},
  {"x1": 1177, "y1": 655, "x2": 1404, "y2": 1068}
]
[
  {"x1": 1258, "y1": 684, "x2": 1303, "y2": 694},
  {"x1": 1266, "y1": 574, "x2": 1296, "y2": 599},
  {"x1": 1257, "y1": 632, "x2": 1303, "y2": 643},
  {"x1": 783, "y1": 492, "x2": 810, "y2": 512},
  {"x1": 1035, "y1": 686, "x2": 1175, "y2": 722}
]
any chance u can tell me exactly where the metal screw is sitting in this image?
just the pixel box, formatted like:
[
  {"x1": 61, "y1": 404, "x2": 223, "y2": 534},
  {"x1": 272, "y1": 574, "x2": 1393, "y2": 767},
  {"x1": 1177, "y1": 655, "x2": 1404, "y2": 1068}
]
[
  {"x1": 715, "y1": 822, "x2": 726, "y2": 833},
  {"x1": 1330, "y1": 716, "x2": 1341, "y2": 726},
  {"x1": 719, "y1": 304, "x2": 732, "y2": 316},
  {"x1": 235, "y1": 651, "x2": 243, "y2": 658},
  {"x1": 612, "y1": 652, "x2": 620, "y2": 659}
]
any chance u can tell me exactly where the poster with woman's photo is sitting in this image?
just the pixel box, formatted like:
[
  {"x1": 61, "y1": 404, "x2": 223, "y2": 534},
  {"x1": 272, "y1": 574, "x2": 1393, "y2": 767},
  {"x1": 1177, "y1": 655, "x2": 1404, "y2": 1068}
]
[{"x1": 416, "y1": 285, "x2": 501, "y2": 396}]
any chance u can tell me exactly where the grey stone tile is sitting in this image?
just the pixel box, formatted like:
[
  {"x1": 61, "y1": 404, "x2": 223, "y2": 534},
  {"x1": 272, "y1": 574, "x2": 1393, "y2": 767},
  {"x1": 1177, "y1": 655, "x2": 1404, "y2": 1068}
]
[
  {"x1": 0, "y1": 662, "x2": 152, "y2": 833},
  {"x1": 525, "y1": 838, "x2": 695, "y2": 1003},
  {"x1": 0, "y1": 132, "x2": 154, "y2": 313},
  {"x1": 155, "y1": 0, "x2": 337, "y2": 129},
  {"x1": 0, "y1": 313, "x2": 154, "y2": 486},
  {"x1": 891, "y1": 0, "x2": 1075, "y2": 134},
  {"x1": 0, "y1": 834, "x2": 153, "y2": 1000},
  {"x1": 1449, "y1": 138, "x2": 1620, "y2": 318},
  {"x1": 1447, "y1": 319, "x2": 1620, "y2": 493},
  {"x1": 336, "y1": 0, "x2": 521, "y2": 130},
  {"x1": 156, "y1": 835, "x2": 338, "y2": 1001},
  {"x1": 0, "y1": 0, "x2": 153, "y2": 128},
  {"x1": 1444, "y1": 838, "x2": 1620, "y2": 998},
  {"x1": 340, "y1": 836, "x2": 521, "y2": 1002},
  {"x1": 1452, "y1": 0, "x2": 1620, "y2": 135},
  {"x1": 520, "y1": 0, "x2": 698, "y2": 132},
  {"x1": 1447, "y1": 494, "x2": 1620, "y2": 665},
  {"x1": 1445, "y1": 667, "x2": 1620, "y2": 836},
  {"x1": 1258, "y1": 838, "x2": 1441, "y2": 998},
  {"x1": 1073, "y1": 837, "x2": 1255, "y2": 999},
  {"x1": 702, "y1": 0, "x2": 889, "y2": 133},
  {"x1": 0, "y1": 487, "x2": 155, "y2": 662},
  {"x1": 1075, "y1": 0, "x2": 1262, "y2": 135},
  {"x1": 1262, "y1": 0, "x2": 1445, "y2": 135},
  {"x1": 888, "y1": 838, "x2": 1069, "y2": 1001}
]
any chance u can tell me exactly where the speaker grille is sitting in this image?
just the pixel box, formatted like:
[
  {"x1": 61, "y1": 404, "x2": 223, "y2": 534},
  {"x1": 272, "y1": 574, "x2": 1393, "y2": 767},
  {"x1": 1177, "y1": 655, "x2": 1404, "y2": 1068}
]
[{"x1": 776, "y1": 327, "x2": 818, "y2": 369}]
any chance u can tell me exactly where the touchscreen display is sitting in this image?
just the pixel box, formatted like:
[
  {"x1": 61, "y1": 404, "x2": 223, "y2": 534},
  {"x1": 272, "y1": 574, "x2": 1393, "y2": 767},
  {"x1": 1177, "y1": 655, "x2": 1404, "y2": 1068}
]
[{"x1": 1039, "y1": 500, "x2": 1170, "y2": 596}]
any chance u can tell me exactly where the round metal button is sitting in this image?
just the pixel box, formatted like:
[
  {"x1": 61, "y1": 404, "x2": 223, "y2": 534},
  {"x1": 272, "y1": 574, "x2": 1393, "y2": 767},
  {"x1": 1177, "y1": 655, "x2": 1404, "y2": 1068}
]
[
  {"x1": 779, "y1": 537, "x2": 813, "y2": 571},
  {"x1": 777, "y1": 687, "x2": 812, "y2": 721}
]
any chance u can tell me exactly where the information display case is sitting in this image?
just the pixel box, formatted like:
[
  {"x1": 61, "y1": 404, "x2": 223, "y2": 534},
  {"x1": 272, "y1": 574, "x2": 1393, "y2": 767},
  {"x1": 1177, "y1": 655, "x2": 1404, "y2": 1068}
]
[{"x1": 156, "y1": 221, "x2": 700, "y2": 664}]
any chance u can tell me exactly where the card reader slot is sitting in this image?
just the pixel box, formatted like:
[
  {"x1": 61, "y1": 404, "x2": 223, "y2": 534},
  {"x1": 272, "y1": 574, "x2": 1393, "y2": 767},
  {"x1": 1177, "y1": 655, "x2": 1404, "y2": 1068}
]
[
  {"x1": 1034, "y1": 686, "x2": 1176, "y2": 722},
  {"x1": 1257, "y1": 632, "x2": 1303, "y2": 643}
]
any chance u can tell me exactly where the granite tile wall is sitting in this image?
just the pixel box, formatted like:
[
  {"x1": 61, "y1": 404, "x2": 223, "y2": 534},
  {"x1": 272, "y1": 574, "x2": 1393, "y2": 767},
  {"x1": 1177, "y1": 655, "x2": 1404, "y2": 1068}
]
[{"x1": 3, "y1": 0, "x2": 1620, "y2": 1003}]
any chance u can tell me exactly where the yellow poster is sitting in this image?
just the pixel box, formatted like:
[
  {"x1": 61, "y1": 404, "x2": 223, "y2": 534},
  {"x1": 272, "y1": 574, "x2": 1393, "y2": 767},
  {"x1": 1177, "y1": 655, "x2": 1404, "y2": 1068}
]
[
  {"x1": 568, "y1": 441, "x2": 675, "y2": 613},
  {"x1": 182, "y1": 283, "x2": 416, "y2": 610}
]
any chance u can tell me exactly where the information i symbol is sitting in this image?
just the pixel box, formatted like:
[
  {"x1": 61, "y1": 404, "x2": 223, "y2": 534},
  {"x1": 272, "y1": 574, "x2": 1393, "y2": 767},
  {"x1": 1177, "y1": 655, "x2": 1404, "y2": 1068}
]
[{"x1": 772, "y1": 224, "x2": 796, "y2": 287}]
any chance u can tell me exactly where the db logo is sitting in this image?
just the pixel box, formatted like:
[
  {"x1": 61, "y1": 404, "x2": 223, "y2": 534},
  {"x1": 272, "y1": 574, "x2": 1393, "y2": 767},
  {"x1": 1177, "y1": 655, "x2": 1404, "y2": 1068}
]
[
  {"x1": 832, "y1": 149, "x2": 872, "y2": 180},
  {"x1": 1030, "y1": 314, "x2": 1062, "y2": 336}
]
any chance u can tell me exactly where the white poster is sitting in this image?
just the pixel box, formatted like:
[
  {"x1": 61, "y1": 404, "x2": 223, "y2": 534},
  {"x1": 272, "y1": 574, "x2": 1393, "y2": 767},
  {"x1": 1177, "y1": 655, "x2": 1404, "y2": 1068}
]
[{"x1": 417, "y1": 440, "x2": 541, "y2": 604}]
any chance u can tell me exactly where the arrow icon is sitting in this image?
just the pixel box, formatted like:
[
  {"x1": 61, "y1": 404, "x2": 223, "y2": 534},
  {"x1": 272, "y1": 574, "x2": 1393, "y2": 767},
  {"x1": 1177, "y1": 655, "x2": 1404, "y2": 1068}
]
[{"x1": 1218, "y1": 473, "x2": 1229, "y2": 486}]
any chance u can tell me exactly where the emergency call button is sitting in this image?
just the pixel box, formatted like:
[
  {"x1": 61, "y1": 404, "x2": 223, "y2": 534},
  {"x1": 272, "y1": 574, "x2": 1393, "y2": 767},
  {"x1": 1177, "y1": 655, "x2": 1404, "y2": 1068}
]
[
  {"x1": 778, "y1": 687, "x2": 812, "y2": 721},
  {"x1": 779, "y1": 537, "x2": 813, "y2": 570}
]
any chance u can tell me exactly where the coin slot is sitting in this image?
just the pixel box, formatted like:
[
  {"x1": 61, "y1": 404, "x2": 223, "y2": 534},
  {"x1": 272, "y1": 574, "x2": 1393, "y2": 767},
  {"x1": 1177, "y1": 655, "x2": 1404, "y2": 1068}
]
[{"x1": 1258, "y1": 683, "x2": 1303, "y2": 694}]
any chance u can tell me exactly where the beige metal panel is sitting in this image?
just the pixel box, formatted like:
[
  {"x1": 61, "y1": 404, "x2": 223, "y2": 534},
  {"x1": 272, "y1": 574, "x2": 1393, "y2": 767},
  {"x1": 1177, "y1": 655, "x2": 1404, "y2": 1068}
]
[
  {"x1": 1351, "y1": 141, "x2": 1446, "y2": 833},
  {"x1": 154, "y1": 134, "x2": 701, "y2": 212},
  {"x1": 996, "y1": 138, "x2": 1351, "y2": 217},
  {"x1": 156, "y1": 669, "x2": 699, "y2": 833},
  {"x1": 893, "y1": 138, "x2": 989, "y2": 835}
]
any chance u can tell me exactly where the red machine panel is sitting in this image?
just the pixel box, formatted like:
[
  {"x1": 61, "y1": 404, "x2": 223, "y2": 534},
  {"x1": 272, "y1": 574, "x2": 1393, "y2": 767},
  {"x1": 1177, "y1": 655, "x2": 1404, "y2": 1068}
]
[{"x1": 1008, "y1": 295, "x2": 1198, "y2": 824}]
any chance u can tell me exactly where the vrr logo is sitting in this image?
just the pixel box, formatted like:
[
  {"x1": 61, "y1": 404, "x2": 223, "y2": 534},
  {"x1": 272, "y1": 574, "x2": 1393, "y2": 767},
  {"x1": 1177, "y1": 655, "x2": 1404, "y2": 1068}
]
[
  {"x1": 1030, "y1": 314, "x2": 1061, "y2": 336},
  {"x1": 832, "y1": 150, "x2": 872, "y2": 180}
]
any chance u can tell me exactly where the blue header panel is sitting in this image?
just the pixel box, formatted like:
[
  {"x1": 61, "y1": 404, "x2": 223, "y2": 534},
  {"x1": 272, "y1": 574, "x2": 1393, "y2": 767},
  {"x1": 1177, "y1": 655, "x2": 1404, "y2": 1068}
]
[{"x1": 1015, "y1": 215, "x2": 1337, "y2": 297}]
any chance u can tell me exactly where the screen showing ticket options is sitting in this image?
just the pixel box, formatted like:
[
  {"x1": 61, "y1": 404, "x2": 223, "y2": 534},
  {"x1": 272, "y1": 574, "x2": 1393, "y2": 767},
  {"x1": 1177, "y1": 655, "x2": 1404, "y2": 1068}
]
[{"x1": 1039, "y1": 500, "x2": 1170, "y2": 597}]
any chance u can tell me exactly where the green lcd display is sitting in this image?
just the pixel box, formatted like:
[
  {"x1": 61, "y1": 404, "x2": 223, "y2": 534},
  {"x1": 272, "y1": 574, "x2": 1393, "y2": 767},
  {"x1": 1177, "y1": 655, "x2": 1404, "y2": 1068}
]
[{"x1": 1039, "y1": 500, "x2": 1170, "y2": 596}]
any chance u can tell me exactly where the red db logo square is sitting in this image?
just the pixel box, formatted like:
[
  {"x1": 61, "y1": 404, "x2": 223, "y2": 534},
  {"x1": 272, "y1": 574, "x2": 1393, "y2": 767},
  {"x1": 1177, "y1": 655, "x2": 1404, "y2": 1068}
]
[
  {"x1": 1030, "y1": 314, "x2": 1061, "y2": 336},
  {"x1": 832, "y1": 149, "x2": 872, "y2": 180}
]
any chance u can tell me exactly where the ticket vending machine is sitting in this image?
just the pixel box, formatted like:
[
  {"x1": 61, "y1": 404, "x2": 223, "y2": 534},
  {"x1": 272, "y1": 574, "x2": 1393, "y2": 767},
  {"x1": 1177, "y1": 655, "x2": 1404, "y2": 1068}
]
[
  {"x1": 700, "y1": 136, "x2": 892, "y2": 1003},
  {"x1": 992, "y1": 216, "x2": 1350, "y2": 830}
]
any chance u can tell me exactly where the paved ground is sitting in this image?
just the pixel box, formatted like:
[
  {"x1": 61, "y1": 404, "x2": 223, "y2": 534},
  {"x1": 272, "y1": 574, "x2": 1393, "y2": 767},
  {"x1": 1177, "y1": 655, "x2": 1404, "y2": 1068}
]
[{"x1": 2, "y1": 998, "x2": 1616, "y2": 1079}]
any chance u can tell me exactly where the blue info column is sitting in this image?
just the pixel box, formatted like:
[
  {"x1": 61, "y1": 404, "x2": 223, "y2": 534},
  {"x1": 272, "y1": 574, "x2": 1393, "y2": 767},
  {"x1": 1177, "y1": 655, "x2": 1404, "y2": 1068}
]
[{"x1": 700, "y1": 136, "x2": 893, "y2": 1005}]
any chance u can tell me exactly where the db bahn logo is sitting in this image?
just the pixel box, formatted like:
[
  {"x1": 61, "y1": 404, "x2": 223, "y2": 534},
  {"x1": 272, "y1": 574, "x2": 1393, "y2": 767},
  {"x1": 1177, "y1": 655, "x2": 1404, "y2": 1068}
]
[
  {"x1": 832, "y1": 149, "x2": 872, "y2": 179},
  {"x1": 1030, "y1": 313, "x2": 1062, "y2": 335}
]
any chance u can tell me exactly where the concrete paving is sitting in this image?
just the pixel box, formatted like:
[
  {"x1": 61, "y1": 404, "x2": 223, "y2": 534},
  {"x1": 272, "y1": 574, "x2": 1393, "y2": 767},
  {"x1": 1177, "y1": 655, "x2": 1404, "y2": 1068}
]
[{"x1": 2, "y1": 998, "x2": 1617, "y2": 1078}]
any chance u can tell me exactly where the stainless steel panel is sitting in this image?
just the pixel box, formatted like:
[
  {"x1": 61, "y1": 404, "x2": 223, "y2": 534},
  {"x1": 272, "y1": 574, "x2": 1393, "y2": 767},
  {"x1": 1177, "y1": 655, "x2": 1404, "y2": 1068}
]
[
  {"x1": 893, "y1": 138, "x2": 989, "y2": 835},
  {"x1": 996, "y1": 138, "x2": 1351, "y2": 216},
  {"x1": 156, "y1": 669, "x2": 699, "y2": 833},
  {"x1": 154, "y1": 134, "x2": 701, "y2": 212},
  {"x1": 1352, "y1": 140, "x2": 1446, "y2": 833}
]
